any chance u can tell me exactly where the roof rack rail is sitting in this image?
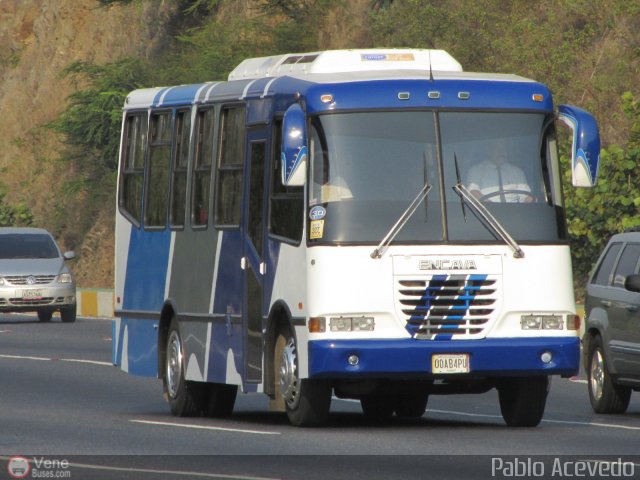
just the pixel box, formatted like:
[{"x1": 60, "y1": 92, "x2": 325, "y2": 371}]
[{"x1": 624, "y1": 226, "x2": 640, "y2": 233}]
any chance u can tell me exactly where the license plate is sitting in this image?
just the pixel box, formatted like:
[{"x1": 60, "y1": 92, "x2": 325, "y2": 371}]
[
  {"x1": 432, "y1": 353, "x2": 470, "y2": 374},
  {"x1": 20, "y1": 289, "x2": 43, "y2": 299}
]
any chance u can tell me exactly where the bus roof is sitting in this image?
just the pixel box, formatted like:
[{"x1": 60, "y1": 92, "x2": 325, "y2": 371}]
[
  {"x1": 227, "y1": 49, "x2": 463, "y2": 80},
  {"x1": 123, "y1": 49, "x2": 553, "y2": 112}
]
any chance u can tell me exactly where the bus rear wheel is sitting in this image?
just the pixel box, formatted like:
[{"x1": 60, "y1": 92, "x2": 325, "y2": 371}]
[
  {"x1": 275, "y1": 329, "x2": 331, "y2": 427},
  {"x1": 497, "y1": 376, "x2": 549, "y2": 427},
  {"x1": 164, "y1": 319, "x2": 205, "y2": 417}
]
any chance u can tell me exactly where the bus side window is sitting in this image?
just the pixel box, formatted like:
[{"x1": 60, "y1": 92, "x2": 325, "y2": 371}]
[
  {"x1": 192, "y1": 108, "x2": 215, "y2": 227},
  {"x1": 215, "y1": 105, "x2": 245, "y2": 227},
  {"x1": 144, "y1": 111, "x2": 172, "y2": 228},
  {"x1": 269, "y1": 120, "x2": 303, "y2": 243},
  {"x1": 170, "y1": 109, "x2": 191, "y2": 229},
  {"x1": 119, "y1": 113, "x2": 147, "y2": 226}
]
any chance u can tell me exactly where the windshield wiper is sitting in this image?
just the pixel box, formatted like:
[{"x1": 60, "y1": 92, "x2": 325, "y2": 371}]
[
  {"x1": 452, "y1": 183, "x2": 525, "y2": 259},
  {"x1": 371, "y1": 182, "x2": 432, "y2": 259}
]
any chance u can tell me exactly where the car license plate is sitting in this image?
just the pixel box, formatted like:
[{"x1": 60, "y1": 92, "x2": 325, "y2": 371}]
[
  {"x1": 20, "y1": 289, "x2": 43, "y2": 299},
  {"x1": 432, "y1": 353, "x2": 470, "y2": 374}
]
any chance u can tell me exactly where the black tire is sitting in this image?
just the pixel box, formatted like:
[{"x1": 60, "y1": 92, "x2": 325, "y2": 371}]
[
  {"x1": 587, "y1": 335, "x2": 631, "y2": 414},
  {"x1": 37, "y1": 310, "x2": 53, "y2": 322},
  {"x1": 275, "y1": 329, "x2": 331, "y2": 427},
  {"x1": 360, "y1": 395, "x2": 395, "y2": 420},
  {"x1": 204, "y1": 383, "x2": 238, "y2": 418},
  {"x1": 163, "y1": 318, "x2": 205, "y2": 417},
  {"x1": 395, "y1": 392, "x2": 429, "y2": 418},
  {"x1": 60, "y1": 305, "x2": 77, "y2": 323},
  {"x1": 498, "y1": 376, "x2": 549, "y2": 427}
]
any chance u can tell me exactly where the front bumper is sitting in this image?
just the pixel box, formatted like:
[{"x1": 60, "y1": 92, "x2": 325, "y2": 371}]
[
  {"x1": 0, "y1": 283, "x2": 76, "y2": 312},
  {"x1": 308, "y1": 337, "x2": 580, "y2": 378}
]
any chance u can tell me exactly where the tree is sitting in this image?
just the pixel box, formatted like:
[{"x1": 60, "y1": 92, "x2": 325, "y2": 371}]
[{"x1": 564, "y1": 92, "x2": 640, "y2": 295}]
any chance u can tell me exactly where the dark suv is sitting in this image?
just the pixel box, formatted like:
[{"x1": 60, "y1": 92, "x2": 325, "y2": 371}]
[{"x1": 583, "y1": 229, "x2": 640, "y2": 413}]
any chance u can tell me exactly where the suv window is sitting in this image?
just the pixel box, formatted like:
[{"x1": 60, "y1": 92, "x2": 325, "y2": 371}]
[
  {"x1": 612, "y1": 243, "x2": 640, "y2": 288},
  {"x1": 592, "y1": 242, "x2": 622, "y2": 286}
]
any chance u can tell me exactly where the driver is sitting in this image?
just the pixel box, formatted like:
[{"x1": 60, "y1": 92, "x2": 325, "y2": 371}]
[{"x1": 465, "y1": 140, "x2": 533, "y2": 203}]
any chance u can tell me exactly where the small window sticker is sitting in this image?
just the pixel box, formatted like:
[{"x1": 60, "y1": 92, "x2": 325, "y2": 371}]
[
  {"x1": 310, "y1": 220, "x2": 324, "y2": 239},
  {"x1": 309, "y1": 206, "x2": 326, "y2": 220}
]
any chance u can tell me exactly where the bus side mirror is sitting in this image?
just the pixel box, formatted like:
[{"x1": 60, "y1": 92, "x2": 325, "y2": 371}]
[
  {"x1": 557, "y1": 105, "x2": 600, "y2": 187},
  {"x1": 281, "y1": 103, "x2": 307, "y2": 187}
]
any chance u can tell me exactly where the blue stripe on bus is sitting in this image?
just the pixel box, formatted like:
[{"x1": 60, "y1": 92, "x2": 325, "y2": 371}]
[{"x1": 123, "y1": 228, "x2": 171, "y2": 311}]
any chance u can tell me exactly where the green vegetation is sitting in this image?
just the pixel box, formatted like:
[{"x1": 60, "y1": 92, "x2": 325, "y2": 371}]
[
  {"x1": 0, "y1": 193, "x2": 33, "y2": 227},
  {"x1": 44, "y1": 0, "x2": 639, "y2": 289}
]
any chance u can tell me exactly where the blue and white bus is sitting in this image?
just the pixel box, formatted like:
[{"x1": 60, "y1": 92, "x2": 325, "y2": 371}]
[{"x1": 113, "y1": 49, "x2": 600, "y2": 427}]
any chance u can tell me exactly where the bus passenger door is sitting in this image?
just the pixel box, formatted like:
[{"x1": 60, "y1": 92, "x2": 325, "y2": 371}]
[{"x1": 242, "y1": 128, "x2": 269, "y2": 384}]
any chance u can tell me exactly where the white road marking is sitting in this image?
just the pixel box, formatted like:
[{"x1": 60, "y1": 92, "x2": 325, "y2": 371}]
[
  {"x1": 0, "y1": 353, "x2": 112, "y2": 366},
  {"x1": 0, "y1": 456, "x2": 280, "y2": 480},
  {"x1": 131, "y1": 419, "x2": 280, "y2": 436},
  {"x1": 570, "y1": 378, "x2": 588, "y2": 384}
]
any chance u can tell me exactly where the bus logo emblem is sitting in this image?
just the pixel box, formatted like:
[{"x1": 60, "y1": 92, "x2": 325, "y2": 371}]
[{"x1": 420, "y1": 259, "x2": 477, "y2": 270}]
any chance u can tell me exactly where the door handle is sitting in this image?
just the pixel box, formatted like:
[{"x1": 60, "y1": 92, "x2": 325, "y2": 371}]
[
  {"x1": 626, "y1": 304, "x2": 638, "y2": 312},
  {"x1": 259, "y1": 262, "x2": 266, "y2": 275},
  {"x1": 240, "y1": 257, "x2": 246, "y2": 270},
  {"x1": 601, "y1": 300, "x2": 612, "y2": 308}
]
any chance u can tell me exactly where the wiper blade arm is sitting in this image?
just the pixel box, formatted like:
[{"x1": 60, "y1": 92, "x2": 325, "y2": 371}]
[
  {"x1": 452, "y1": 183, "x2": 525, "y2": 259},
  {"x1": 371, "y1": 182, "x2": 432, "y2": 259}
]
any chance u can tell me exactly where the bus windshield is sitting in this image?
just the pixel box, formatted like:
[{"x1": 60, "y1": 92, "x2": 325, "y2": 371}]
[{"x1": 308, "y1": 110, "x2": 567, "y2": 245}]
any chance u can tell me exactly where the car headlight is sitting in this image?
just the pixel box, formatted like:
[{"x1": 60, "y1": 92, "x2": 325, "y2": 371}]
[{"x1": 58, "y1": 273, "x2": 73, "y2": 283}]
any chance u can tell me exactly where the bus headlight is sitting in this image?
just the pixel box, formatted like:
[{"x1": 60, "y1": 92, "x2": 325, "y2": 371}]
[
  {"x1": 521, "y1": 314, "x2": 563, "y2": 330},
  {"x1": 329, "y1": 316, "x2": 375, "y2": 332}
]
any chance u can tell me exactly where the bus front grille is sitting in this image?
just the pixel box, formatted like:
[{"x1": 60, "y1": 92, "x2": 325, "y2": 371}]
[{"x1": 397, "y1": 274, "x2": 497, "y2": 338}]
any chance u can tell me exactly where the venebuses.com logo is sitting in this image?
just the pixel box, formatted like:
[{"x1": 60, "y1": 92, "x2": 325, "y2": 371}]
[
  {"x1": 7, "y1": 457, "x2": 30, "y2": 479},
  {"x1": 6, "y1": 456, "x2": 71, "y2": 479}
]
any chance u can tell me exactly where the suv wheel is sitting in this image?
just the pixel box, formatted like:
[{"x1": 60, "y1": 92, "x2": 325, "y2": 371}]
[
  {"x1": 587, "y1": 335, "x2": 631, "y2": 413},
  {"x1": 37, "y1": 310, "x2": 53, "y2": 322}
]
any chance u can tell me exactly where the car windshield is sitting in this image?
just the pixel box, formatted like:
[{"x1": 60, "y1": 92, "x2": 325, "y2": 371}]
[
  {"x1": 308, "y1": 111, "x2": 567, "y2": 245},
  {"x1": 0, "y1": 234, "x2": 59, "y2": 259}
]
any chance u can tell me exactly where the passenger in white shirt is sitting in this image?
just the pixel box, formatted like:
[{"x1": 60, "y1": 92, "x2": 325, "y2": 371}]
[{"x1": 465, "y1": 141, "x2": 534, "y2": 203}]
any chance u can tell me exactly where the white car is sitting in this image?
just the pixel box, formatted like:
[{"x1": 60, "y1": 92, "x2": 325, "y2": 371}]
[{"x1": 0, "y1": 227, "x2": 77, "y2": 322}]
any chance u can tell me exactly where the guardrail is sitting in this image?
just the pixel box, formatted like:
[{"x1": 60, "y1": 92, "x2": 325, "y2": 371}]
[{"x1": 76, "y1": 288, "x2": 114, "y2": 318}]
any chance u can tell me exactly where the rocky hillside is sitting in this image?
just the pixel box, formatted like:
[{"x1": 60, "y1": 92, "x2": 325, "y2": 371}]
[{"x1": 0, "y1": 0, "x2": 179, "y2": 287}]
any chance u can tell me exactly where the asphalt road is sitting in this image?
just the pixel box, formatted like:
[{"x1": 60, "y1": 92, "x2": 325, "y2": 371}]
[{"x1": 1, "y1": 315, "x2": 640, "y2": 480}]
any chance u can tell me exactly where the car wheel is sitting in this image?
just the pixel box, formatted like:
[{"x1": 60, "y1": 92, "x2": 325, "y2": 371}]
[
  {"x1": 60, "y1": 305, "x2": 76, "y2": 323},
  {"x1": 587, "y1": 335, "x2": 631, "y2": 414},
  {"x1": 276, "y1": 329, "x2": 331, "y2": 427},
  {"x1": 498, "y1": 376, "x2": 549, "y2": 427},
  {"x1": 37, "y1": 310, "x2": 53, "y2": 322},
  {"x1": 163, "y1": 318, "x2": 205, "y2": 417}
]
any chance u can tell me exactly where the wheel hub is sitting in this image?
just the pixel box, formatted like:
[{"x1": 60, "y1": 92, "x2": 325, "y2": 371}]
[
  {"x1": 279, "y1": 338, "x2": 300, "y2": 409},
  {"x1": 166, "y1": 331, "x2": 183, "y2": 399},
  {"x1": 590, "y1": 349, "x2": 604, "y2": 401}
]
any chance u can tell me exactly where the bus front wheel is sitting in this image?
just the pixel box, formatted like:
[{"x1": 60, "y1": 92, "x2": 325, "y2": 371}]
[
  {"x1": 497, "y1": 376, "x2": 549, "y2": 427},
  {"x1": 164, "y1": 318, "x2": 205, "y2": 417},
  {"x1": 275, "y1": 329, "x2": 331, "y2": 427}
]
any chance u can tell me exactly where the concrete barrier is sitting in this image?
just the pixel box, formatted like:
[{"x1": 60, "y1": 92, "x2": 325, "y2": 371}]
[{"x1": 76, "y1": 288, "x2": 114, "y2": 318}]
